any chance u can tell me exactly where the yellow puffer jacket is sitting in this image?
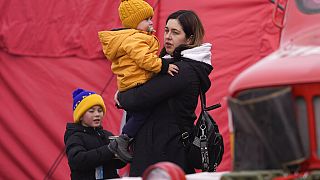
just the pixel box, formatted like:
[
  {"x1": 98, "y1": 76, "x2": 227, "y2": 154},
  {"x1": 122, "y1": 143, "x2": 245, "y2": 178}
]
[{"x1": 98, "y1": 29, "x2": 162, "y2": 92}]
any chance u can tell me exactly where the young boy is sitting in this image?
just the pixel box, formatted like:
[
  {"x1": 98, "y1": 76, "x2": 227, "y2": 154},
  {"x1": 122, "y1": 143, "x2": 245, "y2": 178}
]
[
  {"x1": 98, "y1": 0, "x2": 178, "y2": 163},
  {"x1": 64, "y1": 88, "x2": 126, "y2": 180}
]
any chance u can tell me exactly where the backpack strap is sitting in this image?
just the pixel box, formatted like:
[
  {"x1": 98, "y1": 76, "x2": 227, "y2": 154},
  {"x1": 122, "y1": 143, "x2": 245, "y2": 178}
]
[
  {"x1": 199, "y1": 89, "x2": 221, "y2": 171},
  {"x1": 199, "y1": 90, "x2": 210, "y2": 171},
  {"x1": 178, "y1": 88, "x2": 221, "y2": 148}
]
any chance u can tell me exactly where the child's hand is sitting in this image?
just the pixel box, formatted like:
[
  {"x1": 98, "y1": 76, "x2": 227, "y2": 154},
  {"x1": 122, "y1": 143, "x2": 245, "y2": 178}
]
[{"x1": 168, "y1": 64, "x2": 179, "y2": 76}]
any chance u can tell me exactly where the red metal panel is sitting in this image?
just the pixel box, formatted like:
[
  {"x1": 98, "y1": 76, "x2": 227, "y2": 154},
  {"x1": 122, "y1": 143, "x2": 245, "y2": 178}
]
[
  {"x1": 229, "y1": 0, "x2": 320, "y2": 97},
  {"x1": 293, "y1": 84, "x2": 320, "y2": 171},
  {"x1": 229, "y1": 55, "x2": 320, "y2": 96}
]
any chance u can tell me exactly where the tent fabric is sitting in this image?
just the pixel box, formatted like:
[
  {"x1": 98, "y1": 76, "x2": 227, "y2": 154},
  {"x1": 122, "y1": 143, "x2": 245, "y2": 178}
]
[{"x1": 0, "y1": 0, "x2": 280, "y2": 179}]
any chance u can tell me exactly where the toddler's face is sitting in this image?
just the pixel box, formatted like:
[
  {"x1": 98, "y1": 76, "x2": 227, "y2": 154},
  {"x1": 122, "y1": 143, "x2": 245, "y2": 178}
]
[
  {"x1": 80, "y1": 105, "x2": 104, "y2": 128},
  {"x1": 137, "y1": 17, "x2": 154, "y2": 33}
]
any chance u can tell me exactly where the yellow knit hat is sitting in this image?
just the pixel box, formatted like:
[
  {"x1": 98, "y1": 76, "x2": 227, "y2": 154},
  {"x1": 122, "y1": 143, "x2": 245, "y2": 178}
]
[{"x1": 118, "y1": 0, "x2": 154, "y2": 29}]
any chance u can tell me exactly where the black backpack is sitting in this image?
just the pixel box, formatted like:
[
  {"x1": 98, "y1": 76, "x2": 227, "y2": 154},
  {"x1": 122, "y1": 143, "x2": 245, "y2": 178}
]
[{"x1": 182, "y1": 90, "x2": 224, "y2": 172}]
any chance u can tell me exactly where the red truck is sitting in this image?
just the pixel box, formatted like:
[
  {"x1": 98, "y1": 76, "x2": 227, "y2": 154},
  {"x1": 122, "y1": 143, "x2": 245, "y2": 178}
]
[{"x1": 225, "y1": 0, "x2": 320, "y2": 179}]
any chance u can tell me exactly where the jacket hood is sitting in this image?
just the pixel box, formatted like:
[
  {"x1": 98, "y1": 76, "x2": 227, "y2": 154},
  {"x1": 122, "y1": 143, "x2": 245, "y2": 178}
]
[
  {"x1": 163, "y1": 43, "x2": 213, "y2": 92},
  {"x1": 64, "y1": 123, "x2": 104, "y2": 143},
  {"x1": 181, "y1": 43, "x2": 212, "y2": 66},
  {"x1": 189, "y1": 58, "x2": 213, "y2": 93},
  {"x1": 98, "y1": 29, "x2": 139, "y2": 60}
]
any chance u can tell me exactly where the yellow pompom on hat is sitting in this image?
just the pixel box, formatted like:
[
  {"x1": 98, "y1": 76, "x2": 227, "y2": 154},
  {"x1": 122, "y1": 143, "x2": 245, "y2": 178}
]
[
  {"x1": 118, "y1": 0, "x2": 154, "y2": 29},
  {"x1": 72, "y1": 88, "x2": 106, "y2": 123}
]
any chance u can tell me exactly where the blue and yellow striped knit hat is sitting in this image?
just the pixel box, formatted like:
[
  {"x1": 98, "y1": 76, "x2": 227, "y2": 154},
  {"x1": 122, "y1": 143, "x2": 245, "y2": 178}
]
[{"x1": 72, "y1": 88, "x2": 106, "y2": 123}]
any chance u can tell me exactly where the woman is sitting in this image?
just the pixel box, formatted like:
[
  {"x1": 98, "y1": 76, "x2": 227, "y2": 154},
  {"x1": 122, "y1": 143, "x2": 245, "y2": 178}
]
[{"x1": 117, "y1": 10, "x2": 213, "y2": 176}]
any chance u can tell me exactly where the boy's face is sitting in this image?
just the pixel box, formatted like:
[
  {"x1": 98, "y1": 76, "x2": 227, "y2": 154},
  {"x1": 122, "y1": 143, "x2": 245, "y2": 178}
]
[
  {"x1": 137, "y1": 17, "x2": 153, "y2": 33},
  {"x1": 80, "y1": 105, "x2": 104, "y2": 128}
]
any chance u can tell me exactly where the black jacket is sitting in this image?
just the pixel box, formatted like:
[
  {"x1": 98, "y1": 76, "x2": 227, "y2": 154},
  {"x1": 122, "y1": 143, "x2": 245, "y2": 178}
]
[
  {"x1": 118, "y1": 51, "x2": 213, "y2": 176},
  {"x1": 64, "y1": 123, "x2": 126, "y2": 180}
]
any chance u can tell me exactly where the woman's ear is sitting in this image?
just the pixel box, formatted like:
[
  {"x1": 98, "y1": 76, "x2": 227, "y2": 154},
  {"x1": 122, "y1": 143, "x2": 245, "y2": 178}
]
[{"x1": 187, "y1": 35, "x2": 194, "y2": 44}]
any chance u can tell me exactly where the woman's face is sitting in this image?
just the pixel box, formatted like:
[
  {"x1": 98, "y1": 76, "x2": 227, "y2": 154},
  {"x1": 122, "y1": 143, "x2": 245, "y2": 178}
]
[
  {"x1": 80, "y1": 105, "x2": 104, "y2": 128},
  {"x1": 164, "y1": 19, "x2": 190, "y2": 55}
]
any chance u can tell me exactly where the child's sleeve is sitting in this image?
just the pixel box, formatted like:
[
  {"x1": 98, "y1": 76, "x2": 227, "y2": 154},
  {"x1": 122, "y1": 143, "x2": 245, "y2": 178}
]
[{"x1": 65, "y1": 134, "x2": 116, "y2": 170}]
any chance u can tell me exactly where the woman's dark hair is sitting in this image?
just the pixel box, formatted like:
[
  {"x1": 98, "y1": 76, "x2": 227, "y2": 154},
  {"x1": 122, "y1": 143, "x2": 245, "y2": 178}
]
[{"x1": 160, "y1": 10, "x2": 205, "y2": 57}]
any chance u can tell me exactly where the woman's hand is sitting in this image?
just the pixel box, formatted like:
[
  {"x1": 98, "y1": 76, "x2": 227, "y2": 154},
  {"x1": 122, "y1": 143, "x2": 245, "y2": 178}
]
[{"x1": 168, "y1": 64, "x2": 179, "y2": 76}]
